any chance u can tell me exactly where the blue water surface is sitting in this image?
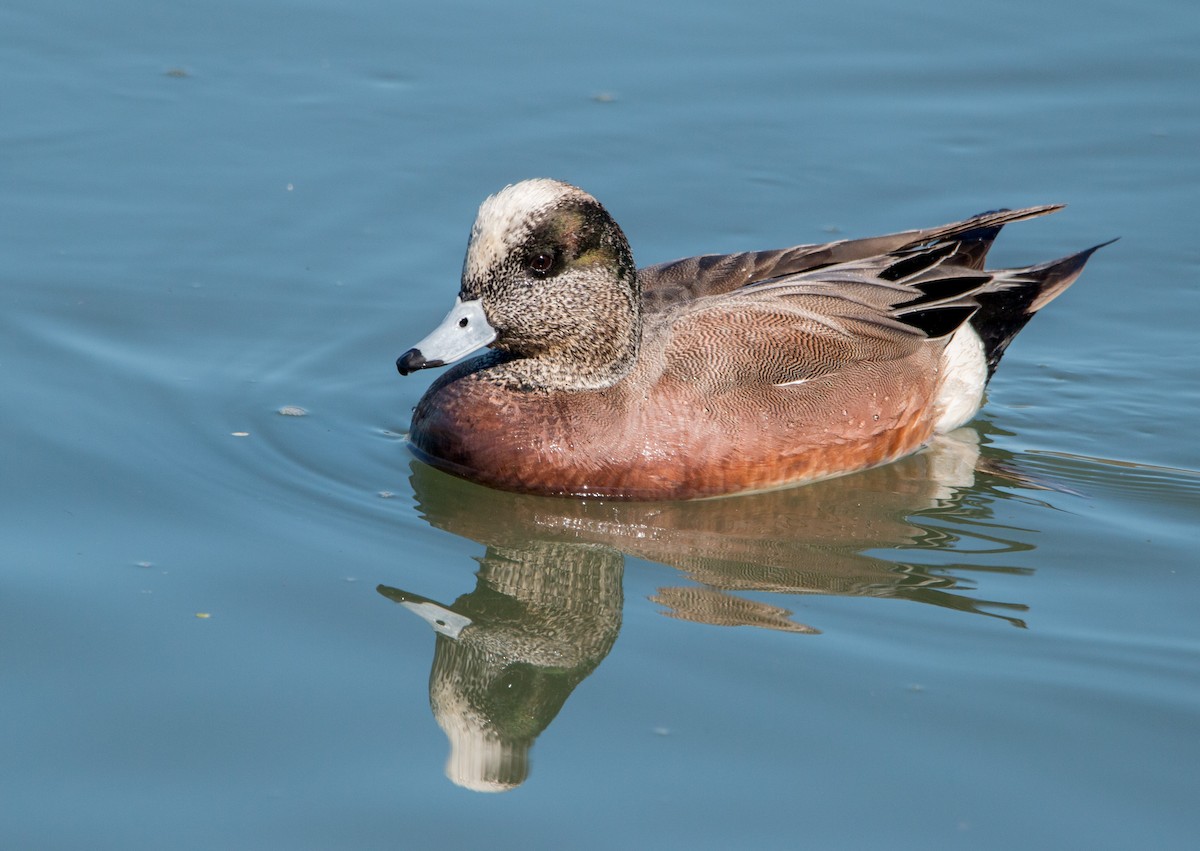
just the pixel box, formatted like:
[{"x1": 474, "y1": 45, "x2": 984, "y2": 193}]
[{"x1": 3, "y1": 0, "x2": 1199, "y2": 848}]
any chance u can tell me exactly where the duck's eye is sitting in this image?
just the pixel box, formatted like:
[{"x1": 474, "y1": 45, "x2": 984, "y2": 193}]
[{"x1": 527, "y1": 251, "x2": 555, "y2": 276}]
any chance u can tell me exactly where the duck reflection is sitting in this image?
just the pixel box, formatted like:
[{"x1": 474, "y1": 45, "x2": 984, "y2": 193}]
[
  {"x1": 379, "y1": 427, "x2": 1036, "y2": 792},
  {"x1": 378, "y1": 545, "x2": 621, "y2": 793}
]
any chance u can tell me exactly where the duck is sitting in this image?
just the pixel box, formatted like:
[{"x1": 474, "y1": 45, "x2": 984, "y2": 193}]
[{"x1": 396, "y1": 178, "x2": 1105, "y2": 500}]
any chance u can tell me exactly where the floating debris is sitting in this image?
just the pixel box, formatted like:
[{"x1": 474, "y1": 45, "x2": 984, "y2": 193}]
[
  {"x1": 231, "y1": 432, "x2": 250, "y2": 437},
  {"x1": 195, "y1": 612, "x2": 211, "y2": 619},
  {"x1": 277, "y1": 405, "x2": 308, "y2": 417}
]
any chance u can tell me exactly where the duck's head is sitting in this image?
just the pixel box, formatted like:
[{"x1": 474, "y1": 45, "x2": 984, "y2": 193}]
[{"x1": 397, "y1": 179, "x2": 640, "y2": 390}]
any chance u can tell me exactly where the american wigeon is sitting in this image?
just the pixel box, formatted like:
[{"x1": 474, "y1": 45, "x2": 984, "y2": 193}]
[{"x1": 397, "y1": 179, "x2": 1104, "y2": 500}]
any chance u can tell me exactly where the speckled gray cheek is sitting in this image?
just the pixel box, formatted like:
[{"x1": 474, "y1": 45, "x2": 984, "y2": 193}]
[
  {"x1": 461, "y1": 243, "x2": 525, "y2": 302},
  {"x1": 460, "y1": 226, "x2": 552, "y2": 304}
]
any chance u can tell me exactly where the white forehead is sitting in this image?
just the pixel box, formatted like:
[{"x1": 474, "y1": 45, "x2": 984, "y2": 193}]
[{"x1": 464, "y1": 179, "x2": 591, "y2": 280}]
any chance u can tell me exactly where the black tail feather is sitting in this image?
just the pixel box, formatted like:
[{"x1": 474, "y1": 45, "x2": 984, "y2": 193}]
[{"x1": 972, "y1": 239, "x2": 1116, "y2": 377}]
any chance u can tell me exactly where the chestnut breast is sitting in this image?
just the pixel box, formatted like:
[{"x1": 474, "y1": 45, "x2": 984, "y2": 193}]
[{"x1": 408, "y1": 349, "x2": 942, "y2": 500}]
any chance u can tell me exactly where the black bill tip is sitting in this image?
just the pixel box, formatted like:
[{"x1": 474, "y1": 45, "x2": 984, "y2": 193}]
[{"x1": 396, "y1": 348, "x2": 444, "y2": 376}]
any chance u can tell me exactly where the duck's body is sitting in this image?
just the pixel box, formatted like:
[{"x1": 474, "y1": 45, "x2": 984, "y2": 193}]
[{"x1": 398, "y1": 179, "x2": 1102, "y2": 500}]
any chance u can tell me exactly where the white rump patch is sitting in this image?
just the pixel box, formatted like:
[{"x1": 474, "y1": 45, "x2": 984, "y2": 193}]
[{"x1": 932, "y1": 325, "x2": 988, "y2": 433}]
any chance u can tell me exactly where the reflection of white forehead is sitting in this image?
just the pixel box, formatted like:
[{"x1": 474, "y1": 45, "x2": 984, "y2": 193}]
[{"x1": 464, "y1": 179, "x2": 590, "y2": 281}]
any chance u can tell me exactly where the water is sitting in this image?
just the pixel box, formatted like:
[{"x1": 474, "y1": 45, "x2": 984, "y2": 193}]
[{"x1": 4, "y1": 0, "x2": 1199, "y2": 847}]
